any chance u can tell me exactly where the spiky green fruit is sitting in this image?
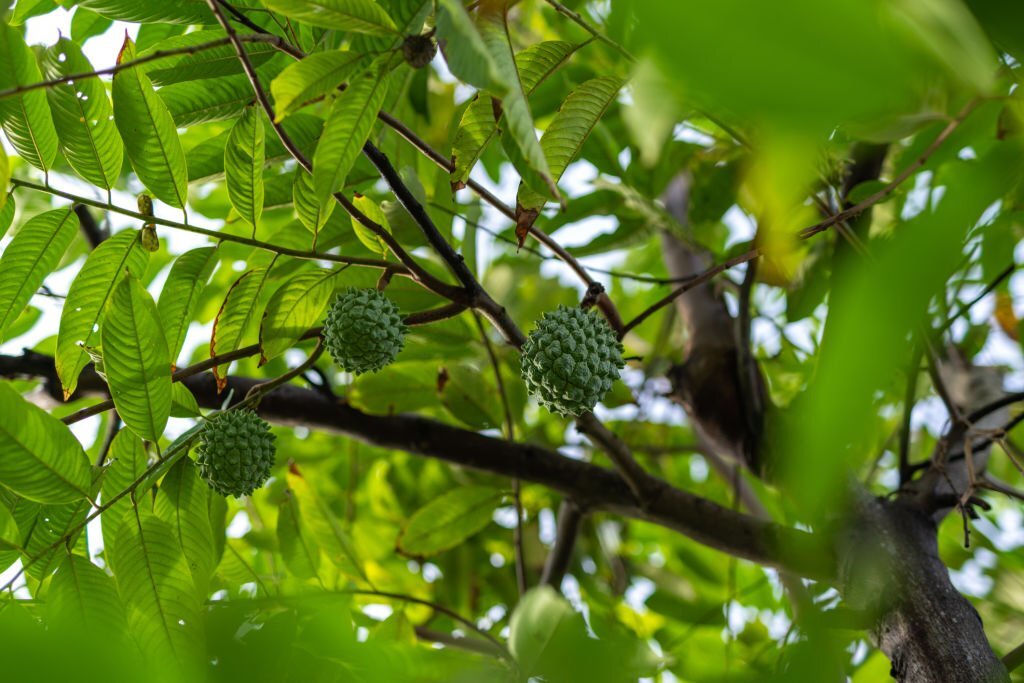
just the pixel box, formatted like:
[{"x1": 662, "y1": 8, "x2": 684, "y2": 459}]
[
  {"x1": 520, "y1": 306, "x2": 625, "y2": 417},
  {"x1": 196, "y1": 409, "x2": 276, "y2": 498},
  {"x1": 323, "y1": 288, "x2": 407, "y2": 374}
]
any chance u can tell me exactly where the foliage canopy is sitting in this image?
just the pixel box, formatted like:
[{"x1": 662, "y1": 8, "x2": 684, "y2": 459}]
[{"x1": 0, "y1": 1, "x2": 1023, "y2": 681}]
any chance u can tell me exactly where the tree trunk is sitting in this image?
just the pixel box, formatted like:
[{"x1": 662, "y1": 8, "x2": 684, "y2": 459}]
[{"x1": 839, "y1": 497, "x2": 1008, "y2": 682}]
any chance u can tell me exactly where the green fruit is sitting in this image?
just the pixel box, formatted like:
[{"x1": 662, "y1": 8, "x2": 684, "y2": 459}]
[
  {"x1": 196, "y1": 409, "x2": 276, "y2": 498},
  {"x1": 323, "y1": 288, "x2": 407, "y2": 374},
  {"x1": 520, "y1": 305, "x2": 625, "y2": 417}
]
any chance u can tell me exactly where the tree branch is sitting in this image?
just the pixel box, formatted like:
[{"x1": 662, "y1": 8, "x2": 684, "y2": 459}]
[
  {"x1": 0, "y1": 351, "x2": 831, "y2": 580},
  {"x1": 540, "y1": 499, "x2": 583, "y2": 588}
]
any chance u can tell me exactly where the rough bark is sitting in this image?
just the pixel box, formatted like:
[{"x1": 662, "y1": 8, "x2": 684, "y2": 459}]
[
  {"x1": 661, "y1": 174, "x2": 766, "y2": 472},
  {"x1": 839, "y1": 497, "x2": 1008, "y2": 683}
]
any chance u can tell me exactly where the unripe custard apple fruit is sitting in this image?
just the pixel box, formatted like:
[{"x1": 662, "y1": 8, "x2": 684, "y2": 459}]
[
  {"x1": 520, "y1": 306, "x2": 625, "y2": 417},
  {"x1": 196, "y1": 409, "x2": 276, "y2": 498},
  {"x1": 323, "y1": 288, "x2": 407, "y2": 374}
]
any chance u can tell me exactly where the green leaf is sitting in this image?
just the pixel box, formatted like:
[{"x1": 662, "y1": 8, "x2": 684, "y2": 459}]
[
  {"x1": 397, "y1": 485, "x2": 501, "y2": 557},
  {"x1": 349, "y1": 360, "x2": 437, "y2": 413},
  {"x1": 157, "y1": 246, "x2": 218, "y2": 364},
  {"x1": 0, "y1": 208, "x2": 78, "y2": 343},
  {"x1": 211, "y1": 267, "x2": 271, "y2": 390},
  {"x1": 101, "y1": 429, "x2": 149, "y2": 569},
  {"x1": 47, "y1": 555, "x2": 127, "y2": 635},
  {"x1": 111, "y1": 507, "x2": 204, "y2": 665},
  {"x1": 41, "y1": 38, "x2": 124, "y2": 189},
  {"x1": 286, "y1": 466, "x2": 365, "y2": 580},
  {"x1": 439, "y1": 364, "x2": 502, "y2": 430},
  {"x1": 349, "y1": 193, "x2": 390, "y2": 256},
  {"x1": 161, "y1": 72, "x2": 258, "y2": 128},
  {"x1": 261, "y1": 0, "x2": 397, "y2": 35},
  {"x1": 0, "y1": 381, "x2": 92, "y2": 503},
  {"x1": 56, "y1": 230, "x2": 149, "y2": 398},
  {"x1": 312, "y1": 67, "x2": 389, "y2": 203},
  {"x1": 11, "y1": 0, "x2": 57, "y2": 24},
  {"x1": 293, "y1": 166, "x2": 335, "y2": 243},
  {"x1": 225, "y1": 105, "x2": 266, "y2": 233},
  {"x1": 277, "y1": 488, "x2": 321, "y2": 579},
  {"x1": 0, "y1": 20, "x2": 58, "y2": 171},
  {"x1": 517, "y1": 77, "x2": 623, "y2": 211},
  {"x1": 0, "y1": 192, "x2": 13, "y2": 240},
  {"x1": 70, "y1": 7, "x2": 112, "y2": 42},
  {"x1": 75, "y1": 0, "x2": 212, "y2": 23},
  {"x1": 0, "y1": 503, "x2": 19, "y2": 551},
  {"x1": 450, "y1": 40, "x2": 576, "y2": 185},
  {"x1": 259, "y1": 267, "x2": 339, "y2": 364},
  {"x1": 509, "y1": 587, "x2": 577, "y2": 677},
  {"x1": 170, "y1": 383, "x2": 201, "y2": 418},
  {"x1": 154, "y1": 458, "x2": 216, "y2": 593},
  {"x1": 143, "y1": 30, "x2": 278, "y2": 86},
  {"x1": 435, "y1": 0, "x2": 503, "y2": 93},
  {"x1": 0, "y1": 150, "x2": 8, "y2": 210},
  {"x1": 112, "y1": 36, "x2": 188, "y2": 209},
  {"x1": 271, "y1": 50, "x2": 366, "y2": 120},
  {"x1": 16, "y1": 497, "x2": 91, "y2": 579},
  {"x1": 102, "y1": 274, "x2": 172, "y2": 442},
  {"x1": 477, "y1": 10, "x2": 555, "y2": 198}
]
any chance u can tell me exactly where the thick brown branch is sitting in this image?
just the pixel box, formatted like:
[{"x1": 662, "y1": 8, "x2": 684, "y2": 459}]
[{"x1": 0, "y1": 352, "x2": 830, "y2": 580}]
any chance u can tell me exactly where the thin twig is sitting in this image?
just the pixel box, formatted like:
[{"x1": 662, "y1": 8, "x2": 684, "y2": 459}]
[
  {"x1": 12, "y1": 179, "x2": 399, "y2": 272},
  {"x1": 61, "y1": 304, "x2": 464, "y2": 426},
  {"x1": 473, "y1": 312, "x2": 526, "y2": 595},
  {"x1": 540, "y1": 499, "x2": 583, "y2": 588},
  {"x1": 623, "y1": 98, "x2": 981, "y2": 336},
  {"x1": 800, "y1": 98, "x2": 980, "y2": 240},
  {"x1": 0, "y1": 34, "x2": 287, "y2": 101},
  {"x1": 204, "y1": 0, "x2": 458, "y2": 300},
  {"x1": 940, "y1": 262, "x2": 1016, "y2": 335},
  {"x1": 898, "y1": 347, "x2": 923, "y2": 485},
  {"x1": 540, "y1": 0, "x2": 635, "y2": 62}
]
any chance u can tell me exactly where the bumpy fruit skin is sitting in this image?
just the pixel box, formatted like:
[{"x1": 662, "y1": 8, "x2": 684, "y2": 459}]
[
  {"x1": 520, "y1": 306, "x2": 625, "y2": 417},
  {"x1": 196, "y1": 409, "x2": 276, "y2": 498},
  {"x1": 323, "y1": 288, "x2": 407, "y2": 374}
]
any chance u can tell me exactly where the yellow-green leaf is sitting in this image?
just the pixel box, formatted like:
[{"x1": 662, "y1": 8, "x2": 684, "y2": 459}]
[
  {"x1": 259, "y1": 267, "x2": 340, "y2": 364},
  {"x1": 56, "y1": 230, "x2": 149, "y2": 398},
  {"x1": 0, "y1": 208, "x2": 79, "y2": 343},
  {"x1": 101, "y1": 275, "x2": 172, "y2": 442},
  {"x1": 262, "y1": 0, "x2": 397, "y2": 36},
  {"x1": 101, "y1": 429, "x2": 148, "y2": 569},
  {"x1": 450, "y1": 41, "x2": 576, "y2": 186},
  {"x1": 112, "y1": 36, "x2": 188, "y2": 208},
  {"x1": 477, "y1": 10, "x2": 556, "y2": 198},
  {"x1": 47, "y1": 555, "x2": 127, "y2": 635},
  {"x1": 277, "y1": 488, "x2": 321, "y2": 580},
  {"x1": 0, "y1": 20, "x2": 58, "y2": 171},
  {"x1": 312, "y1": 67, "x2": 389, "y2": 203},
  {"x1": 0, "y1": 381, "x2": 92, "y2": 504},
  {"x1": 286, "y1": 466, "x2": 365, "y2": 580},
  {"x1": 225, "y1": 105, "x2": 266, "y2": 234},
  {"x1": 271, "y1": 50, "x2": 366, "y2": 120},
  {"x1": 41, "y1": 38, "x2": 124, "y2": 189},
  {"x1": 111, "y1": 507, "x2": 204, "y2": 666},
  {"x1": 349, "y1": 194, "x2": 390, "y2": 256},
  {"x1": 293, "y1": 166, "x2": 335, "y2": 245},
  {"x1": 154, "y1": 458, "x2": 216, "y2": 594},
  {"x1": 157, "y1": 246, "x2": 218, "y2": 364},
  {"x1": 517, "y1": 76, "x2": 623, "y2": 211},
  {"x1": 397, "y1": 485, "x2": 501, "y2": 557},
  {"x1": 211, "y1": 267, "x2": 271, "y2": 390}
]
